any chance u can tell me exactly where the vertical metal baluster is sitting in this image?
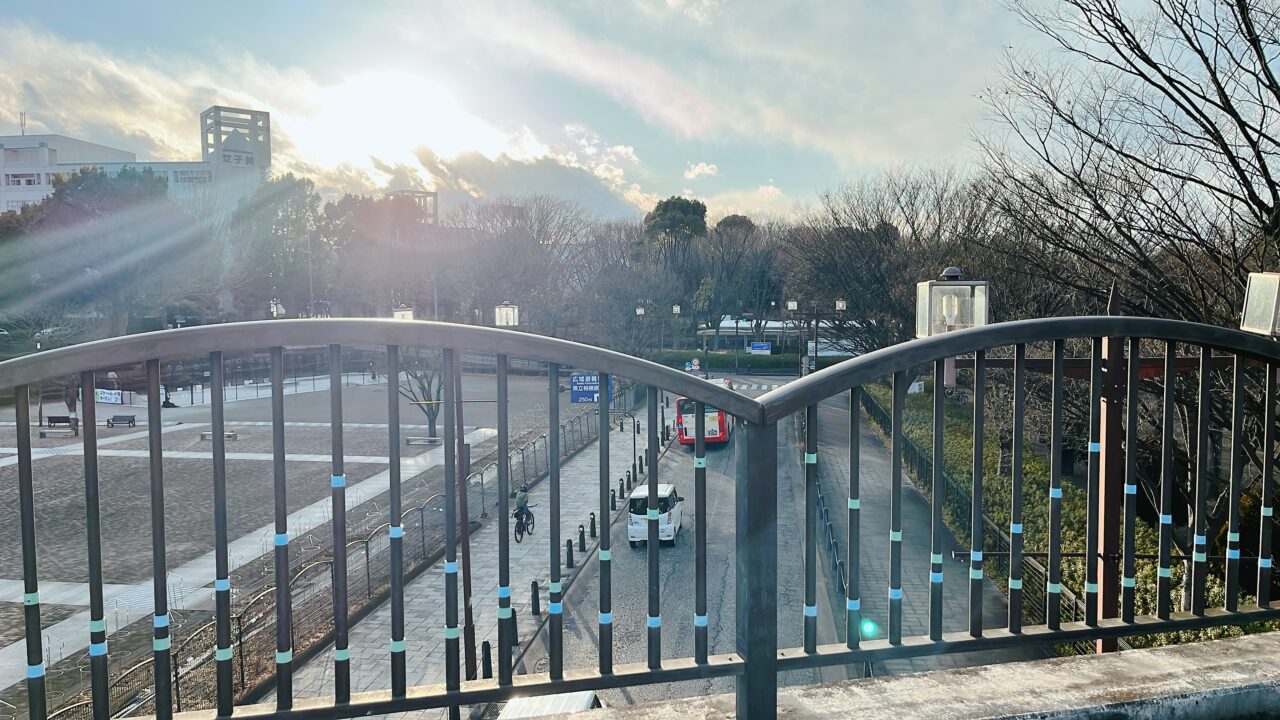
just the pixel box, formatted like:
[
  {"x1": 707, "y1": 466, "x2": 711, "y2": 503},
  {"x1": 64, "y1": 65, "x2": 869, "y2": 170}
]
[
  {"x1": 15, "y1": 386, "x2": 47, "y2": 720},
  {"x1": 143, "y1": 360, "x2": 174, "y2": 719},
  {"x1": 1008, "y1": 346, "x2": 1026, "y2": 634},
  {"x1": 548, "y1": 362, "x2": 563, "y2": 679},
  {"x1": 79, "y1": 372, "x2": 109, "y2": 719},
  {"x1": 694, "y1": 402, "x2": 708, "y2": 662},
  {"x1": 269, "y1": 348, "x2": 292, "y2": 709},
  {"x1": 847, "y1": 387, "x2": 863, "y2": 649},
  {"x1": 387, "y1": 346, "x2": 407, "y2": 694},
  {"x1": 929, "y1": 360, "x2": 946, "y2": 641},
  {"x1": 209, "y1": 354, "x2": 234, "y2": 716},
  {"x1": 888, "y1": 371, "x2": 905, "y2": 644},
  {"x1": 599, "y1": 374, "x2": 614, "y2": 673},
  {"x1": 1084, "y1": 339, "x2": 1102, "y2": 626},
  {"x1": 442, "y1": 349, "x2": 460, "y2": 720},
  {"x1": 496, "y1": 355, "x2": 513, "y2": 685},
  {"x1": 1047, "y1": 340, "x2": 1065, "y2": 630},
  {"x1": 1121, "y1": 338, "x2": 1140, "y2": 624},
  {"x1": 647, "y1": 385, "x2": 661, "y2": 668},
  {"x1": 328, "y1": 345, "x2": 350, "y2": 703},
  {"x1": 1156, "y1": 343, "x2": 1177, "y2": 619},
  {"x1": 1258, "y1": 364, "x2": 1276, "y2": 607},
  {"x1": 804, "y1": 404, "x2": 818, "y2": 652},
  {"x1": 1224, "y1": 355, "x2": 1245, "y2": 612},
  {"x1": 968, "y1": 351, "x2": 986, "y2": 637},
  {"x1": 1192, "y1": 346, "x2": 1211, "y2": 615},
  {"x1": 736, "y1": 418, "x2": 778, "y2": 717}
]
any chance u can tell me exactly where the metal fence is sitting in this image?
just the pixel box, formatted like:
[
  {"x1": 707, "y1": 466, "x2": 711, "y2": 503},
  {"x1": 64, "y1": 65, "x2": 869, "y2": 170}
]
[{"x1": 3, "y1": 317, "x2": 1280, "y2": 720}]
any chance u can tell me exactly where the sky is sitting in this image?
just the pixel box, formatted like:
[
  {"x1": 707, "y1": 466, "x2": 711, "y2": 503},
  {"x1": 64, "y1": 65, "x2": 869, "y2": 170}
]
[{"x1": 0, "y1": 1, "x2": 1034, "y2": 219}]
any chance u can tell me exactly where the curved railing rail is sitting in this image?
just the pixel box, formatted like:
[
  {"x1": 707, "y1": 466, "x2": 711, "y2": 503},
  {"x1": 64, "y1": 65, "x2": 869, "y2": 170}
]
[{"x1": 6, "y1": 316, "x2": 1280, "y2": 720}]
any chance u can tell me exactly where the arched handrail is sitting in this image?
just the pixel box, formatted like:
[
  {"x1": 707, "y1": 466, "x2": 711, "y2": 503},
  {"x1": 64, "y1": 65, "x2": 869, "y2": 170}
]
[
  {"x1": 759, "y1": 316, "x2": 1280, "y2": 422},
  {"x1": 0, "y1": 318, "x2": 762, "y2": 422}
]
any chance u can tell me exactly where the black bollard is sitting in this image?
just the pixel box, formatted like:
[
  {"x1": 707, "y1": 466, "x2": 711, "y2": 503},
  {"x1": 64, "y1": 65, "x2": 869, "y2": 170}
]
[
  {"x1": 530, "y1": 580, "x2": 541, "y2": 615},
  {"x1": 566, "y1": 539, "x2": 575, "y2": 569},
  {"x1": 481, "y1": 641, "x2": 493, "y2": 679},
  {"x1": 625, "y1": 470, "x2": 632, "y2": 491},
  {"x1": 639, "y1": 454, "x2": 645, "y2": 474},
  {"x1": 512, "y1": 605, "x2": 520, "y2": 645},
  {"x1": 589, "y1": 512, "x2": 597, "y2": 538},
  {"x1": 611, "y1": 488, "x2": 617, "y2": 511},
  {"x1": 619, "y1": 478, "x2": 625, "y2": 499},
  {"x1": 578, "y1": 524, "x2": 587, "y2": 552}
]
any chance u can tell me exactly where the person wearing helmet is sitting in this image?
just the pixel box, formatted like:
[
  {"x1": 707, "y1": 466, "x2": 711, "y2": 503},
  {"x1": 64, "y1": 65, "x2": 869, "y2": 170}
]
[{"x1": 514, "y1": 483, "x2": 533, "y2": 531}]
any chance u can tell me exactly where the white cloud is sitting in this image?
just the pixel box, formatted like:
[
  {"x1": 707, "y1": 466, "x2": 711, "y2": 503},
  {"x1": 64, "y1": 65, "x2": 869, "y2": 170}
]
[
  {"x1": 688, "y1": 183, "x2": 794, "y2": 218},
  {"x1": 683, "y1": 162, "x2": 718, "y2": 179}
]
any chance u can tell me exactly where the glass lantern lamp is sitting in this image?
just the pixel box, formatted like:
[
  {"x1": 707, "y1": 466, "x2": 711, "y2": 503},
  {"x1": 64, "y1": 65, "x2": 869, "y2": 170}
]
[
  {"x1": 1241, "y1": 272, "x2": 1280, "y2": 336},
  {"x1": 916, "y1": 267, "x2": 989, "y2": 338},
  {"x1": 392, "y1": 305, "x2": 414, "y2": 321},
  {"x1": 494, "y1": 301, "x2": 520, "y2": 327}
]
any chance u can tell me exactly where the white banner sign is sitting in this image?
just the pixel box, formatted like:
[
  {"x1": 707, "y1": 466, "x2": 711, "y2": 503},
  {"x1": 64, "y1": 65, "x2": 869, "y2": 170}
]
[{"x1": 95, "y1": 388, "x2": 124, "y2": 405}]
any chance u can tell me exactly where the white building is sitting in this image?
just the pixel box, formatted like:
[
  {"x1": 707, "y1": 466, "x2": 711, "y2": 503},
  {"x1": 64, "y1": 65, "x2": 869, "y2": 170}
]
[{"x1": 0, "y1": 106, "x2": 270, "y2": 213}]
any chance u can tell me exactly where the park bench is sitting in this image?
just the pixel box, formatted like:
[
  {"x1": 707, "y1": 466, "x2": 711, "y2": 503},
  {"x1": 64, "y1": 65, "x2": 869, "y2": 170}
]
[
  {"x1": 41, "y1": 415, "x2": 79, "y2": 438},
  {"x1": 106, "y1": 414, "x2": 136, "y2": 428},
  {"x1": 200, "y1": 430, "x2": 238, "y2": 441}
]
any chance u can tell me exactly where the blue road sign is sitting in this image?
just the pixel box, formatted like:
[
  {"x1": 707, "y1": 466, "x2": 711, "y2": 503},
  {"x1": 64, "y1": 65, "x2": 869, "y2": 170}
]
[
  {"x1": 750, "y1": 341, "x2": 772, "y2": 355},
  {"x1": 570, "y1": 372, "x2": 613, "y2": 404}
]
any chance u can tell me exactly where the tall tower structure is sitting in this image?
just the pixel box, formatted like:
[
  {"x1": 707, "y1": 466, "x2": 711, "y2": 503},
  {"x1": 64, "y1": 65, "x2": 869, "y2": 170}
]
[{"x1": 200, "y1": 106, "x2": 271, "y2": 176}]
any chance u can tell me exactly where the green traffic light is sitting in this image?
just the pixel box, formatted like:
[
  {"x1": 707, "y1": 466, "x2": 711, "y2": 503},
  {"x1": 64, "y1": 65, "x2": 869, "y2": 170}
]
[{"x1": 860, "y1": 618, "x2": 878, "y2": 638}]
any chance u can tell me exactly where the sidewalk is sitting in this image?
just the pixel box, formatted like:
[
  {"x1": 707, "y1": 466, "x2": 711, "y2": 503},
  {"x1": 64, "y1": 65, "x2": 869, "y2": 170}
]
[{"x1": 286, "y1": 412, "x2": 650, "y2": 700}]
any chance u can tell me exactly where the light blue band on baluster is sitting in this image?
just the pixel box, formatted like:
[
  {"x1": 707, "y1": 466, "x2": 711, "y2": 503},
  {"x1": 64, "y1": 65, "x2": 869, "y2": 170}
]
[
  {"x1": 970, "y1": 569, "x2": 983, "y2": 580},
  {"x1": 1088, "y1": 442, "x2": 1100, "y2": 453},
  {"x1": 154, "y1": 614, "x2": 170, "y2": 629},
  {"x1": 497, "y1": 607, "x2": 512, "y2": 619},
  {"x1": 153, "y1": 638, "x2": 171, "y2": 651},
  {"x1": 599, "y1": 549, "x2": 611, "y2": 561},
  {"x1": 1047, "y1": 583, "x2": 1062, "y2": 593},
  {"x1": 931, "y1": 553, "x2": 944, "y2": 564},
  {"x1": 971, "y1": 550, "x2": 983, "y2": 562},
  {"x1": 890, "y1": 531, "x2": 902, "y2": 542},
  {"x1": 1194, "y1": 534, "x2": 1207, "y2": 545},
  {"x1": 1228, "y1": 532, "x2": 1240, "y2": 543},
  {"x1": 694, "y1": 614, "x2": 708, "y2": 627},
  {"x1": 1050, "y1": 487, "x2": 1063, "y2": 499},
  {"x1": 1008, "y1": 578, "x2": 1023, "y2": 590},
  {"x1": 215, "y1": 578, "x2": 231, "y2": 592},
  {"x1": 1160, "y1": 514, "x2": 1173, "y2": 524},
  {"x1": 930, "y1": 572, "x2": 943, "y2": 583},
  {"x1": 497, "y1": 585, "x2": 510, "y2": 599},
  {"x1": 26, "y1": 664, "x2": 43, "y2": 678},
  {"x1": 1124, "y1": 484, "x2": 1137, "y2": 495},
  {"x1": 274, "y1": 533, "x2": 289, "y2": 546},
  {"x1": 1158, "y1": 567, "x2": 1172, "y2": 578},
  {"x1": 548, "y1": 582, "x2": 561, "y2": 594},
  {"x1": 1261, "y1": 558, "x2": 1273, "y2": 569},
  {"x1": 1194, "y1": 552, "x2": 1207, "y2": 562},
  {"x1": 803, "y1": 605, "x2": 817, "y2": 618},
  {"x1": 1010, "y1": 523, "x2": 1023, "y2": 534},
  {"x1": 1227, "y1": 549, "x2": 1241, "y2": 559},
  {"x1": 888, "y1": 587, "x2": 903, "y2": 600},
  {"x1": 333, "y1": 648, "x2": 349, "y2": 661},
  {"x1": 648, "y1": 509, "x2": 659, "y2": 520},
  {"x1": 599, "y1": 613, "x2": 613, "y2": 624},
  {"x1": 848, "y1": 498, "x2": 860, "y2": 510},
  {"x1": 390, "y1": 639, "x2": 406, "y2": 653},
  {"x1": 1122, "y1": 577, "x2": 1136, "y2": 588},
  {"x1": 89, "y1": 642, "x2": 107, "y2": 657},
  {"x1": 276, "y1": 650, "x2": 292, "y2": 664},
  {"x1": 389, "y1": 526, "x2": 404, "y2": 539},
  {"x1": 22, "y1": 592, "x2": 38, "y2": 606},
  {"x1": 1264, "y1": 506, "x2": 1274, "y2": 518},
  {"x1": 332, "y1": 475, "x2": 346, "y2": 488},
  {"x1": 805, "y1": 453, "x2": 817, "y2": 464},
  {"x1": 1085, "y1": 582, "x2": 1098, "y2": 594},
  {"x1": 444, "y1": 562, "x2": 458, "y2": 574},
  {"x1": 694, "y1": 457, "x2": 706, "y2": 468},
  {"x1": 89, "y1": 619, "x2": 107, "y2": 633},
  {"x1": 216, "y1": 647, "x2": 233, "y2": 661},
  {"x1": 444, "y1": 626, "x2": 460, "y2": 640},
  {"x1": 549, "y1": 602, "x2": 563, "y2": 614},
  {"x1": 647, "y1": 616, "x2": 661, "y2": 628}
]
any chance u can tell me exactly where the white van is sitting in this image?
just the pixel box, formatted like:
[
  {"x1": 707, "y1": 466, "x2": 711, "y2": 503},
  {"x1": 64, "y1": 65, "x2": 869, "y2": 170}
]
[{"x1": 627, "y1": 484, "x2": 684, "y2": 548}]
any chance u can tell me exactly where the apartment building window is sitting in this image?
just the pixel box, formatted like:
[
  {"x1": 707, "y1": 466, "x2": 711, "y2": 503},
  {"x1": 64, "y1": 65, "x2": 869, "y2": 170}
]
[
  {"x1": 6, "y1": 200, "x2": 30, "y2": 211},
  {"x1": 4, "y1": 173, "x2": 41, "y2": 186}
]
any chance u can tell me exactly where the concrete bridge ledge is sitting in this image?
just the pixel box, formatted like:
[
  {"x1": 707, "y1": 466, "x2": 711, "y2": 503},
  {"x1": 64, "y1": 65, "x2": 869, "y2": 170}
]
[{"x1": 569, "y1": 631, "x2": 1280, "y2": 719}]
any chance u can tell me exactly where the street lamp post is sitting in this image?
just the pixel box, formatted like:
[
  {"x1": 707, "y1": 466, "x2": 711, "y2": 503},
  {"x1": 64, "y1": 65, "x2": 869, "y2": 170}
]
[
  {"x1": 787, "y1": 299, "x2": 846, "y2": 376},
  {"x1": 671, "y1": 304, "x2": 682, "y2": 352}
]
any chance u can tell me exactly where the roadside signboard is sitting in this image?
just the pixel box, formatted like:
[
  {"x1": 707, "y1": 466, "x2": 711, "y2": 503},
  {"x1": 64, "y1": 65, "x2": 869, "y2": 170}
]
[
  {"x1": 570, "y1": 372, "x2": 613, "y2": 404},
  {"x1": 749, "y1": 341, "x2": 771, "y2": 355},
  {"x1": 95, "y1": 388, "x2": 123, "y2": 404}
]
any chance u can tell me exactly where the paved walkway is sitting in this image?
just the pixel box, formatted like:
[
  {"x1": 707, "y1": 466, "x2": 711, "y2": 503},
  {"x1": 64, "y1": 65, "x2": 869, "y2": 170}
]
[{"x1": 286, "y1": 413, "x2": 650, "y2": 703}]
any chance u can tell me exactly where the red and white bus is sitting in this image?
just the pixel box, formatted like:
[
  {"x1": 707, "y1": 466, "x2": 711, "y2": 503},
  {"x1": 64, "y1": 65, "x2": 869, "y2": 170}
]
[{"x1": 676, "y1": 378, "x2": 734, "y2": 446}]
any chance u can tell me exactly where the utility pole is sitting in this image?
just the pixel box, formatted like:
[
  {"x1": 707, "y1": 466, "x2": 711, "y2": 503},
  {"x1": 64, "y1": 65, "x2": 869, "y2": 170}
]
[
  {"x1": 1096, "y1": 284, "x2": 1123, "y2": 652},
  {"x1": 455, "y1": 370, "x2": 478, "y2": 679}
]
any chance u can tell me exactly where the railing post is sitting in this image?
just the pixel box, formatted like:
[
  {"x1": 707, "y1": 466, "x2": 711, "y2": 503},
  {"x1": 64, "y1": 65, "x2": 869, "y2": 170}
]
[{"x1": 736, "y1": 418, "x2": 777, "y2": 719}]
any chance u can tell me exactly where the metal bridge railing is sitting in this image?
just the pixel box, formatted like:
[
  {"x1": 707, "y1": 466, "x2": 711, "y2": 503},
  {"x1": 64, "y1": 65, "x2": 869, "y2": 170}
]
[{"x1": 2, "y1": 317, "x2": 1280, "y2": 720}]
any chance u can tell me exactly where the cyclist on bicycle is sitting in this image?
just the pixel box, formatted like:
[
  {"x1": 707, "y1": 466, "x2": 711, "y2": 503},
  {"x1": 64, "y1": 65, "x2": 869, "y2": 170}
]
[{"x1": 514, "y1": 483, "x2": 532, "y2": 528}]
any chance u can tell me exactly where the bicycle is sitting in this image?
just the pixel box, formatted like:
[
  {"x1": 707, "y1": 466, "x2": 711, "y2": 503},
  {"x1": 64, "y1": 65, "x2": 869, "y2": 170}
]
[{"x1": 513, "y1": 504, "x2": 537, "y2": 543}]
